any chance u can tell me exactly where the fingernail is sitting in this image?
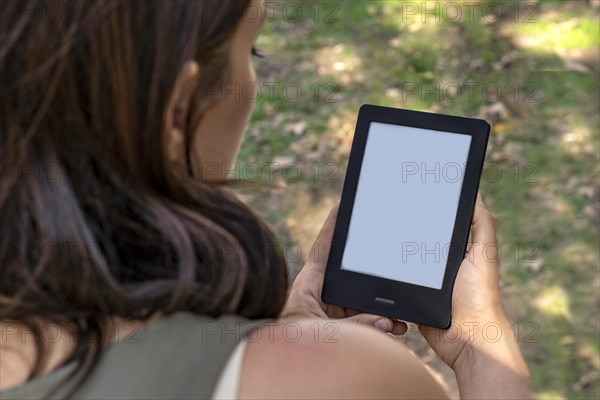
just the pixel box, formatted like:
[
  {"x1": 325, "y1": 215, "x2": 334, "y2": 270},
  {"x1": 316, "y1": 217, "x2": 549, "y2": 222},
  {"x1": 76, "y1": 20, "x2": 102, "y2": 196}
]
[{"x1": 375, "y1": 318, "x2": 391, "y2": 332}]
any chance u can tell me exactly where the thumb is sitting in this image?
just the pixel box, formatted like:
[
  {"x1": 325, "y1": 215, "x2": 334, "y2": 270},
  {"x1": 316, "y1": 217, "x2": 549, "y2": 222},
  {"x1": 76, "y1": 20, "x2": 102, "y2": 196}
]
[
  {"x1": 304, "y1": 204, "x2": 339, "y2": 274},
  {"x1": 468, "y1": 194, "x2": 497, "y2": 264},
  {"x1": 345, "y1": 314, "x2": 409, "y2": 335}
]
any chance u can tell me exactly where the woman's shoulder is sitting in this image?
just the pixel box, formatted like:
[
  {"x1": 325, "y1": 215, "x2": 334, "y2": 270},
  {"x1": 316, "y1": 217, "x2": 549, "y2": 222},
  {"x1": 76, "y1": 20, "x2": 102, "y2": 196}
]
[{"x1": 239, "y1": 318, "x2": 449, "y2": 399}]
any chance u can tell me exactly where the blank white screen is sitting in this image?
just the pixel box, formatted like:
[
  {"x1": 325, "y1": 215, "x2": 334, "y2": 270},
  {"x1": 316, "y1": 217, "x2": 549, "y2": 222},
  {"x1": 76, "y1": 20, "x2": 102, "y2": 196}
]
[{"x1": 341, "y1": 122, "x2": 472, "y2": 289}]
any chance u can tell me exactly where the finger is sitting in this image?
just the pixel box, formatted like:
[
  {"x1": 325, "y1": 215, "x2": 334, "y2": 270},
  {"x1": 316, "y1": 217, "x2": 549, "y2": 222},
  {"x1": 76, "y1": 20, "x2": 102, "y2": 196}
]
[
  {"x1": 345, "y1": 314, "x2": 399, "y2": 333},
  {"x1": 390, "y1": 320, "x2": 409, "y2": 336},
  {"x1": 417, "y1": 323, "x2": 438, "y2": 343},
  {"x1": 341, "y1": 308, "x2": 362, "y2": 317},
  {"x1": 472, "y1": 194, "x2": 495, "y2": 241},
  {"x1": 328, "y1": 308, "x2": 407, "y2": 334},
  {"x1": 323, "y1": 304, "x2": 348, "y2": 319},
  {"x1": 304, "y1": 204, "x2": 339, "y2": 273},
  {"x1": 469, "y1": 194, "x2": 497, "y2": 261}
]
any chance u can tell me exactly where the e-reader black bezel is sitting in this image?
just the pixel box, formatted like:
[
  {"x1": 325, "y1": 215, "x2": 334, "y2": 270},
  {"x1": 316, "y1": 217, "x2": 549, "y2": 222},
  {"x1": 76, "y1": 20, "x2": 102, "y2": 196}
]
[{"x1": 321, "y1": 104, "x2": 490, "y2": 329}]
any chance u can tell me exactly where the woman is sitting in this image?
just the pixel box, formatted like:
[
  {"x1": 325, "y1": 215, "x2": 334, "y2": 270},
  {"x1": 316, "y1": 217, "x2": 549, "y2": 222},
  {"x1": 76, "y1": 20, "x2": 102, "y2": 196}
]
[{"x1": 0, "y1": 0, "x2": 531, "y2": 398}]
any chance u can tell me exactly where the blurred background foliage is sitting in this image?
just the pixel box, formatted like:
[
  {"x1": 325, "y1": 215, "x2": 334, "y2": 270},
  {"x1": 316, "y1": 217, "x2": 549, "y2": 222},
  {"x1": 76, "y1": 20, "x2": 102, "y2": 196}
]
[{"x1": 237, "y1": 1, "x2": 600, "y2": 398}]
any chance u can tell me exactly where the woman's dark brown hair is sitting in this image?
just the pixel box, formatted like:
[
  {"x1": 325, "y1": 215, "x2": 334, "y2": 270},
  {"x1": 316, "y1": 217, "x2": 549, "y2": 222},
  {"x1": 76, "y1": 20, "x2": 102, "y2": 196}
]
[{"x1": 0, "y1": 0, "x2": 288, "y2": 394}]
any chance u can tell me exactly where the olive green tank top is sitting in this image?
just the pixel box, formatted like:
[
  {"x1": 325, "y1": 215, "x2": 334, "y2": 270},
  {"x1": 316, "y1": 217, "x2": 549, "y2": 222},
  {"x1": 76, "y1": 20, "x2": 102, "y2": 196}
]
[{"x1": 1, "y1": 313, "x2": 267, "y2": 399}]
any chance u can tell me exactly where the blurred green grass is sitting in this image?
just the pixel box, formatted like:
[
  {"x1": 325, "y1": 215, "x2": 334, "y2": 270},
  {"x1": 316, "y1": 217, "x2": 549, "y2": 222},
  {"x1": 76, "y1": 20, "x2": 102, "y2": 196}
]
[{"x1": 238, "y1": 1, "x2": 600, "y2": 398}]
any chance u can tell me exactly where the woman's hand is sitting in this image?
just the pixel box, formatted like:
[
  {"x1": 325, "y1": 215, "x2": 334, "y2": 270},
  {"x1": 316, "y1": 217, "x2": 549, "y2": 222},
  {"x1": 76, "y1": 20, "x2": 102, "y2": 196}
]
[
  {"x1": 419, "y1": 194, "x2": 508, "y2": 368},
  {"x1": 419, "y1": 194, "x2": 531, "y2": 398},
  {"x1": 282, "y1": 205, "x2": 407, "y2": 335}
]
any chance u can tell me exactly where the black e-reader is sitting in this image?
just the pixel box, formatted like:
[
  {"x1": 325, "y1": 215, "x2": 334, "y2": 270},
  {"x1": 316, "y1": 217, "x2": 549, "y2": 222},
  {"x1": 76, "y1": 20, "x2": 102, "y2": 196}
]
[{"x1": 321, "y1": 105, "x2": 490, "y2": 329}]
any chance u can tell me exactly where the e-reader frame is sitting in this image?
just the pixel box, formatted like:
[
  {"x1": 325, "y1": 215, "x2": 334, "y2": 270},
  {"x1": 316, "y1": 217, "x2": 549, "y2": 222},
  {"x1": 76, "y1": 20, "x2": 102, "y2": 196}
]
[{"x1": 321, "y1": 104, "x2": 490, "y2": 329}]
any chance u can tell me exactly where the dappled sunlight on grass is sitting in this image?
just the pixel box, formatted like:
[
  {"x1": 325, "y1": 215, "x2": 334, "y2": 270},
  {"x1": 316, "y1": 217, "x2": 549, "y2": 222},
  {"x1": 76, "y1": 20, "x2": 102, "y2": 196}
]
[
  {"x1": 561, "y1": 125, "x2": 596, "y2": 156},
  {"x1": 505, "y1": 5, "x2": 599, "y2": 72},
  {"x1": 534, "y1": 285, "x2": 572, "y2": 320},
  {"x1": 315, "y1": 43, "x2": 363, "y2": 85},
  {"x1": 537, "y1": 390, "x2": 566, "y2": 400},
  {"x1": 512, "y1": 13, "x2": 599, "y2": 52},
  {"x1": 367, "y1": 1, "x2": 446, "y2": 35}
]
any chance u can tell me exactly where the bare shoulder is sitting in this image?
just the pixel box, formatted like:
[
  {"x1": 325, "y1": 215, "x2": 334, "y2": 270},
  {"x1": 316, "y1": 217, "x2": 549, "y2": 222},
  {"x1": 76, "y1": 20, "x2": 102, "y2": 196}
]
[{"x1": 238, "y1": 318, "x2": 448, "y2": 400}]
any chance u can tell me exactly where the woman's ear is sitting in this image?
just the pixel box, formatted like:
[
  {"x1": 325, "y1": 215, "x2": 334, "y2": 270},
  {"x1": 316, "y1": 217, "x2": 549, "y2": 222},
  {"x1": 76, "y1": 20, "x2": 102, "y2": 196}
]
[{"x1": 165, "y1": 61, "x2": 200, "y2": 175}]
